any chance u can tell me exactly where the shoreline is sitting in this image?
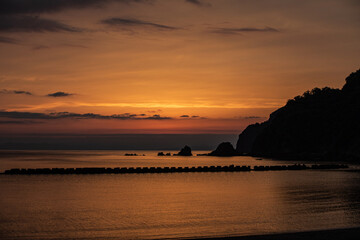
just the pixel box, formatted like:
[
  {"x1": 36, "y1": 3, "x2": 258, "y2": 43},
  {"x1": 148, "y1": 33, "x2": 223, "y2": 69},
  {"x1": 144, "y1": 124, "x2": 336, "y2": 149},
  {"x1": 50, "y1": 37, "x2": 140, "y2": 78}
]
[{"x1": 171, "y1": 227, "x2": 360, "y2": 240}]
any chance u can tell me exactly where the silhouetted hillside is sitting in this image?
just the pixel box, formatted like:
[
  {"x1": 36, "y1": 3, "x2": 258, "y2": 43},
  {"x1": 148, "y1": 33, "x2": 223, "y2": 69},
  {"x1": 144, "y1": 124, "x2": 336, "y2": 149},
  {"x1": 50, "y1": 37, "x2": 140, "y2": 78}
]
[{"x1": 235, "y1": 69, "x2": 360, "y2": 161}]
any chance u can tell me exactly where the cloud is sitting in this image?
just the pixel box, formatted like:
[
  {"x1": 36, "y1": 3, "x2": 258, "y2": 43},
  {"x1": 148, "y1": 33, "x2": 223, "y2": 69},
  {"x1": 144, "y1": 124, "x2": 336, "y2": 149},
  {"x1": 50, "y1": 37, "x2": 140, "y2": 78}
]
[
  {"x1": 244, "y1": 116, "x2": 263, "y2": 119},
  {"x1": 0, "y1": 35, "x2": 18, "y2": 44},
  {"x1": 47, "y1": 91, "x2": 74, "y2": 97},
  {"x1": 185, "y1": 0, "x2": 211, "y2": 7},
  {"x1": 0, "y1": 111, "x2": 172, "y2": 121},
  {"x1": 61, "y1": 43, "x2": 88, "y2": 48},
  {"x1": 211, "y1": 26, "x2": 279, "y2": 35},
  {"x1": 0, "y1": 15, "x2": 82, "y2": 33},
  {"x1": 0, "y1": 89, "x2": 32, "y2": 95},
  {"x1": 101, "y1": 18, "x2": 178, "y2": 30},
  {"x1": 33, "y1": 45, "x2": 50, "y2": 50},
  {"x1": 179, "y1": 115, "x2": 205, "y2": 119},
  {"x1": 0, "y1": 1, "x2": 152, "y2": 34},
  {"x1": 33, "y1": 44, "x2": 88, "y2": 50},
  {"x1": 147, "y1": 109, "x2": 162, "y2": 113},
  {"x1": 0, "y1": 0, "x2": 152, "y2": 15},
  {"x1": 145, "y1": 114, "x2": 172, "y2": 120},
  {"x1": 0, "y1": 120, "x2": 42, "y2": 124}
]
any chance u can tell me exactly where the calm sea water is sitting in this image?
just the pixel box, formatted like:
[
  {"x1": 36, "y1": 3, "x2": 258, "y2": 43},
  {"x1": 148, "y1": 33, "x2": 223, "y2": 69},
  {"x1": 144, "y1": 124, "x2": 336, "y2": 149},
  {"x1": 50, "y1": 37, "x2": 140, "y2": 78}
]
[{"x1": 1, "y1": 150, "x2": 360, "y2": 239}]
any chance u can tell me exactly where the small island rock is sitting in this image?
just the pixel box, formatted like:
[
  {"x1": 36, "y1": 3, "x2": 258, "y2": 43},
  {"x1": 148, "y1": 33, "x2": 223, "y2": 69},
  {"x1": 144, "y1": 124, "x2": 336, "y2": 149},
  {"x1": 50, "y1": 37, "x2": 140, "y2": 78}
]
[
  {"x1": 209, "y1": 142, "x2": 238, "y2": 156},
  {"x1": 176, "y1": 145, "x2": 192, "y2": 156}
]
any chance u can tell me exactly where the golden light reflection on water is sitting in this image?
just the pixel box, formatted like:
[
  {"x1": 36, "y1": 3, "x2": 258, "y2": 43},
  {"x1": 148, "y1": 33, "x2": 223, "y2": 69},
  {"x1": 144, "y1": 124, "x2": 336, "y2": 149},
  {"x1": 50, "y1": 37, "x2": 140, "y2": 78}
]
[{"x1": 1, "y1": 168, "x2": 360, "y2": 239}]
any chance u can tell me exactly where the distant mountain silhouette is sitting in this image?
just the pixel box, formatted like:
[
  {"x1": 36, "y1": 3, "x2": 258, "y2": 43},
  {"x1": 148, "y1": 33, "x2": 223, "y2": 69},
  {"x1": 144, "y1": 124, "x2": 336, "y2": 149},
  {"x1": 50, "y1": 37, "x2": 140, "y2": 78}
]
[{"x1": 234, "y1": 69, "x2": 360, "y2": 161}]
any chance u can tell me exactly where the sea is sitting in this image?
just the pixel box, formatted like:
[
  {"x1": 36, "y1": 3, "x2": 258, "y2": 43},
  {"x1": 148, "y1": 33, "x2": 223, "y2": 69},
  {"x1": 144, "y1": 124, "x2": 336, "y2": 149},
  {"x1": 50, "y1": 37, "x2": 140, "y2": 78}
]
[{"x1": 0, "y1": 150, "x2": 360, "y2": 240}]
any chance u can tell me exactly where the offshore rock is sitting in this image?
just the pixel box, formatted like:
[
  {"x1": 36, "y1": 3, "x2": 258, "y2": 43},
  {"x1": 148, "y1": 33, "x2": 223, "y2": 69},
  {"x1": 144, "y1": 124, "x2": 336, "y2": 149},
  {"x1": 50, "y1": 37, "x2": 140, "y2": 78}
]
[
  {"x1": 176, "y1": 145, "x2": 192, "y2": 156},
  {"x1": 209, "y1": 142, "x2": 238, "y2": 156}
]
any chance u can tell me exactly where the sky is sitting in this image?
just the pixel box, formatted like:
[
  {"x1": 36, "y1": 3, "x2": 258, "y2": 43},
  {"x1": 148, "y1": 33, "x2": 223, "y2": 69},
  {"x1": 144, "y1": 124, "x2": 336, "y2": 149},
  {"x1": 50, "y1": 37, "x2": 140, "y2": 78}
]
[{"x1": 0, "y1": 0, "x2": 359, "y2": 138}]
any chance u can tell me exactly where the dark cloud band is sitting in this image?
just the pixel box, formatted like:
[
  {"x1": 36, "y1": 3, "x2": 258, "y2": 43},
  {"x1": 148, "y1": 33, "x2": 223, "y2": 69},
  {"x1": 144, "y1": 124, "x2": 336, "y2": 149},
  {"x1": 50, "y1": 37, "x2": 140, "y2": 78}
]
[
  {"x1": 0, "y1": 15, "x2": 82, "y2": 33},
  {"x1": 47, "y1": 92, "x2": 74, "y2": 97},
  {"x1": 185, "y1": 0, "x2": 210, "y2": 7},
  {"x1": 101, "y1": 18, "x2": 178, "y2": 30},
  {"x1": 0, "y1": 111, "x2": 172, "y2": 120},
  {"x1": 0, "y1": 0, "x2": 151, "y2": 15},
  {"x1": 0, "y1": 35, "x2": 18, "y2": 44},
  {"x1": 211, "y1": 27, "x2": 279, "y2": 35},
  {"x1": 0, "y1": 89, "x2": 32, "y2": 95},
  {"x1": 0, "y1": 120, "x2": 42, "y2": 124}
]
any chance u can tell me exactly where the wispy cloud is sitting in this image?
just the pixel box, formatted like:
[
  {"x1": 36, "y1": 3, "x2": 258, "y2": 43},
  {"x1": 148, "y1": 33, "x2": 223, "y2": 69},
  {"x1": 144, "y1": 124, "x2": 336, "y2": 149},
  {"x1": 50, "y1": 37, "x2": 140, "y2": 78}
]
[
  {"x1": 179, "y1": 115, "x2": 208, "y2": 119},
  {"x1": 47, "y1": 92, "x2": 74, "y2": 97},
  {"x1": 144, "y1": 114, "x2": 171, "y2": 119},
  {"x1": 244, "y1": 116, "x2": 264, "y2": 119},
  {"x1": 211, "y1": 26, "x2": 279, "y2": 35},
  {"x1": 101, "y1": 18, "x2": 179, "y2": 30},
  {"x1": 0, "y1": 89, "x2": 32, "y2": 95},
  {"x1": 33, "y1": 44, "x2": 88, "y2": 51},
  {"x1": 0, "y1": 15, "x2": 82, "y2": 33},
  {"x1": 0, "y1": 120, "x2": 42, "y2": 124},
  {"x1": 0, "y1": 0, "x2": 152, "y2": 15},
  {"x1": 0, "y1": 35, "x2": 18, "y2": 44},
  {"x1": 185, "y1": 0, "x2": 211, "y2": 7},
  {"x1": 0, "y1": 111, "x2": 172, "y2": 121},
  {"x1": 33, "y1": 45, "x2": 50, "y2": 50},
  {"x1": 0, "y1": 1, "x2": 152, "y2": 35}
]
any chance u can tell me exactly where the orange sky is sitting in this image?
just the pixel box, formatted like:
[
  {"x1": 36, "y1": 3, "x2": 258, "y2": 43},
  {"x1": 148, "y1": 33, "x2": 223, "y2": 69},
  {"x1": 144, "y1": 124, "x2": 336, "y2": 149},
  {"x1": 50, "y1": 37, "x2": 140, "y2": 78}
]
[{"x1": 0, "y1": 0, "x2": 359, "y2": 134}]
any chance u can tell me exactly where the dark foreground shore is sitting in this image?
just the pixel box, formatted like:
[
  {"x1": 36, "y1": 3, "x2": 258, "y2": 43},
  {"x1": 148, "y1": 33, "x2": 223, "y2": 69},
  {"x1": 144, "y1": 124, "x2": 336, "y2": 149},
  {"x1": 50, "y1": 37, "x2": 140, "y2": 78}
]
[{"x1": 177, "y1": 227, "x2": 360, "y2": 240}]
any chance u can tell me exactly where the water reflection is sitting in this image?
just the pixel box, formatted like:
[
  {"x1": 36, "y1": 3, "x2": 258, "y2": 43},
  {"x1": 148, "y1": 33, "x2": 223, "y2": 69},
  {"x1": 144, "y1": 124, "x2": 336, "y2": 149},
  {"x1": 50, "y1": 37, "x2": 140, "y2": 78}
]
[
  {"x1": 1, "y1": 151, "x2": 360, "y2": 239},
  {"x1": 275, "y1": 171, "x2": 360, "y2": 231}
]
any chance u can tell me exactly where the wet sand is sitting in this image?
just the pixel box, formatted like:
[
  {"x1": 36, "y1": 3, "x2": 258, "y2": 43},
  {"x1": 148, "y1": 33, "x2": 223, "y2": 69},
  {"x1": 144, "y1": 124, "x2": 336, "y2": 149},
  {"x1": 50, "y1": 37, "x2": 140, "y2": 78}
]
[{"x1": 180, "y1": 227, "x2": 360, "y2": 240}]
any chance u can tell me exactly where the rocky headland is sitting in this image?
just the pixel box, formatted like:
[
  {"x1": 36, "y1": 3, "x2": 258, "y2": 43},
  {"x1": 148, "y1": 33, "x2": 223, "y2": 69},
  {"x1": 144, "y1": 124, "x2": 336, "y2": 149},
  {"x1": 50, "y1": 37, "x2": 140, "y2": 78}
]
[{"x1": 211, "y1": 69, "x2": 360, "y2": 161}]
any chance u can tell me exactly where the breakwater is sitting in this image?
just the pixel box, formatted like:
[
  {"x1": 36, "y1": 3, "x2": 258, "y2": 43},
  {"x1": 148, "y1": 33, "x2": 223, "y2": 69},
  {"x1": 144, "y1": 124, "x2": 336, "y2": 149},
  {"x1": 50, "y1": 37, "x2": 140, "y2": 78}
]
[{"x1": 1, "y1": 164, "x2": 348, "y2": 175}]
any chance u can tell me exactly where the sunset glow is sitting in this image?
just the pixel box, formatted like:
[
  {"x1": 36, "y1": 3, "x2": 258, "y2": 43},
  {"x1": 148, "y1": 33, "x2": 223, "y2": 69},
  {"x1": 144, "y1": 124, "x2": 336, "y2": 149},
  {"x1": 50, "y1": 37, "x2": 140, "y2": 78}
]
[{"x1": 1, "y1": 0, "x2": 359, "y2": 134}]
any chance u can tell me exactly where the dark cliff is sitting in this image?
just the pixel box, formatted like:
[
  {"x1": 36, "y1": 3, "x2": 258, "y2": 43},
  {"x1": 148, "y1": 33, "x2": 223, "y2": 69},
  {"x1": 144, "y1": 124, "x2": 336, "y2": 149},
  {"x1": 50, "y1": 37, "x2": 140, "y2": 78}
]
[{"x1": 236, "y1": 69, "x2": 360, "y2": 161}]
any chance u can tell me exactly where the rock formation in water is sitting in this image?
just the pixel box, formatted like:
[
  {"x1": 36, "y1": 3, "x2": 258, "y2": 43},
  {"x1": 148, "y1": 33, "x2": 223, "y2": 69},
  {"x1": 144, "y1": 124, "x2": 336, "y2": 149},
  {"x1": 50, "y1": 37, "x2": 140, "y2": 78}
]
[
  {"x1": 158, "y1": 152, "x2": 171, "y2": 156},
  {"x1": 235, "y1": 69, "x2": 360, "y2": 161},
  {"x1": 124, "y1": 153, "x2": 137, "y2": 156},
  {"x1": 176, "y1": 145, "x2": 192, "y2": 156},
  {"x1": 209, "y1": 142, "x2": 238, "y2": 156}
]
